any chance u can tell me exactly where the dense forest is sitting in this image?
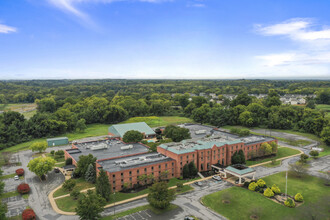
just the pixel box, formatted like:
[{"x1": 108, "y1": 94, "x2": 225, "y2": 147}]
[{"x1": 0, "y1": 79, "x2": 329, "y2": 149}]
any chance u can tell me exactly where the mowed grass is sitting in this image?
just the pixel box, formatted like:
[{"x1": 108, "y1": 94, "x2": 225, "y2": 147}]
[
  {"x1": 55, "y1": 177, "x2": 198, "y2": 212},
  {"x1": 202, "y1": 172, "x2": 330, "y2": 220},
  {"x1": 0, "y1": 173, "x2": 16, "y2": 180},
  {"x1": 53, "y1": 178, "x2": 95, "y2": 198},
  {"x1": 1, "y1": 116, "x2": 193, "y2": 154},
  {"x1": 246, "y1": 147, "x2": 301, "y2": 166},
  {"x1": 316, "y1": 104, "x2": 330, "y2": 111},
  {"x1": 262, "y1": 160, "x2": 281, "y2": 168}
]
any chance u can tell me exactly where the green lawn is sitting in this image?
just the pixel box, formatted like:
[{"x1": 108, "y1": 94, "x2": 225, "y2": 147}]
[
  {"x1": 246, "y1": 147, "x2": 301, "y2": 166},
  {"x1": 316, "y1": 104, "x2": 330, "y2": 111},
  {"x1": 22, "y1": 109, "x2": 37, "y2": 119},
  {"x1": 0, "y1": 173, "x2": 16, "y2": 180},
  {"x1": 202, "y1": 172, "x2": 330, "y2": 220},
  {"x1": 0, "y1": 191, "x2": 20, "y2": 199},
  {"x1": 101, "y1": 204, "x2": 179, "y2": 220},
  {"x1": 262, "y1": 160, "x2": 281, "y2": 168},
  {"x1": 53, "y1": 178, "x2": 95, "y2": 198},
  {"x1": 55, "y1": 177, "x2": 197, "y2": 212},
  {"x1": 0, "y1": 116, "x2": 193, "y2": 154}
]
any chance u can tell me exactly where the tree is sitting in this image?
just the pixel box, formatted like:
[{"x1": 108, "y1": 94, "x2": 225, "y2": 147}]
[
  {"x1": 75, "y1": 154, "x2": 97, "y2": 177},
  {"x1": 0, "y1": 201, "x2": 7, "y2": 220},
  {"x1": 27, "y1": 156, "x2": 56, "y2": 180},
  {"x1": 96, "y1": 169, "x2": 111, "y2": 201},
  {"x1": 85, "y1": 164, "x2": 96, "y2": 183},
  {"x1": 320, "y1": 126, "x2": 330, "y2": 145},
  {"x1": 306, "y1": 99, "x2": 316, "y2": 109},
  {"x1": 257, "y1": 179, "x2": 266, "y2": 187},
  {"x1": 66, "y1": 158, "x2": 72, "y2": 165},
  {"x1": 238, "y1": 149, "x2": 246, "y2": 164},
  {"x1": 123, "y1": 130, "x2": 144, "y2": 143},
  {"x1": 271, "y1": 184, "x2": 281, "y2": 194},
  {"x1": 259, "y1": 143, "x2": 272, "y2": 156},
  {"x1": 289, "y1": 163, "x2": 308, "y2": 178},
  {"x1": 248, "y1": 182, "x2": 258, "y2": 191},
  {"x1": 163, "y1": 125, "x2": 191, "y2": 142},
  {"x1": 299, "y1": 154, "x2": 309, "y2": 164},
  {"x1": 182, "y1": 164, "x2": 190, "y2": 179},
  {"x1": 309, "y1": 150, "x2": 319, "y2": 159},
  {"x1": 71, "y1": 189, "x2": 81, "y2": 200},
  {"x1": 62, "y1": 179, "x2": 76, "y2": 191},
  {"x1": 270, "y1": 141, "x2": 278, "y2": 154},
  {"x1": 17, "y1": 183, "x2": 30, "y2": 194},
  {"x1": 231, "y1": 92, "x2": 252, "y2": 107},
  {"x1": 147, "y1": 181, "x2": 175, "y2": 209},
  {"x1": 76, "y1": 118, "x2": 87, "y2": 132},
  {"x1": 36, "y1": 97, "x2": 56, "y2": 113},
  {"x1": 231, "y1": 151, "x2": 240, "y2": 165},
  {"x1": 176, "y1": 182, "x2": 183, "y2": 191},
  {"x1": 188, "y1": 161, "x2": 198, "y2": 178},
  {"x1": 30, "y1": 142, "x2": 47, "y2": 153},
  {"x1": 76, "y1": 190, "x2": 105, "y2": 220},
  {"x1": 22, "y1": 208, "x2": 36, "y2": 220}
]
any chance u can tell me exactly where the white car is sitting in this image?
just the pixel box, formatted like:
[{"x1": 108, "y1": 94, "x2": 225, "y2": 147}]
[
  {"x1": 14, "y1": 175, "x2": 19, "y2": 180},
  {"x1": 212, "y1": 176, "x2": 222, "y2": 181}
]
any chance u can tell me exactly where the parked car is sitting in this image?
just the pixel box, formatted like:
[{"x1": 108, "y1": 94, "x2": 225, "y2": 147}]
[
  {"x1": 14, "y1": 175, "x2": 19, "y2": 180},
  {"x1": 194, "y1": 181, "x2": 203, "y2": 187},
  {"x1": 54, "y1": 168, "x2": 60, "y2": 173},
  {"x1": 235, "y1": 178, "x2": 245, "y2": 184},
  {"x1": 184, "y1": 217, "x2": 194, "y2": 220},
  {"x1": 212, "y1": 175, "x2": 222, "y2": 181}
]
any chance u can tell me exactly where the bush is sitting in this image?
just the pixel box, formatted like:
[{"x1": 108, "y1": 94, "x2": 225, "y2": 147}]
[
  {"x1": 17, "y1": 183, "x2": 30, "y2": 194},
  {"x1": 299, "y1": 154, "x2": 309, "y2": 163},
  {"x1": 62, "y1": 179, "x2": 76, "y2": 191},
  {"x1": 70, "y1": 189, "x2": 80, "y2": 200},
  {"x1": 123, "y1": 130, "x2": 144, "y2": 143},
  {"x1": 22, "y1": 208, "x2": 36, "y2": 220},
  {"x1": 263, "y1": 188, "x2": 274, "y2": 197},
  {"x1": 309, "y1": 150, "x2": 319, "y2": 159},
  {"x1": 257, "y1": 179, "x2": 266, "y2": 187},
  {"x1": 294, "y1": 193, "x2": 303, "y2": 202},
  {"x1": 248, "y1": 182, "x2": 258, "y2": 191},
  {"x1": 271, "y1": 184, "x2": 281, "y2": 194},
  {"x1": 258, "y1": 188, "x2": 264, "y2": 193},
  {"x1": 65, "y1": 158, "x2": 72, "y2": 165},
  {"x1": 50, "y1": 150, "x2": 55, "y2": 155},
  {"x1": 243, "y1": 181, "x2": 250, "y2": 188},
  {"x1": 176, "y1": 182, "x2": 183, "y2": 191},
  {"x1": 55, "y1": 150, "x2": 64, "y2": 159},
  {"x1": 16, "y1": 168, "x2": 24, "y2": 176},
  {"x1": 284, "y1": 198, "x2": 295, "y2": 208}
]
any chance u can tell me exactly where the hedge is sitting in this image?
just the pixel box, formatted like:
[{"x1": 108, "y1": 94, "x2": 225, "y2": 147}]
[
  {"x1": 271, "y1": 184, "x2": 281, "y2": 194},
  {"x1": 16, "y1": 168, "x2": 24, "y2": 176},
  {"x1": 294, "y1": 193, "x2": 303, "y2": 202},
  {"x1": 17, "y1": 183, "x2": 30, "y2": 194},
  {"x1": 284, "y1": 198, "x2": 295, "y2": 208},
  {"x1": 22, "y1": 208, "x2": 36, "y2": 220},
  {"x1": 263, "y1": 188, "x2": 274, "y2": 197}
]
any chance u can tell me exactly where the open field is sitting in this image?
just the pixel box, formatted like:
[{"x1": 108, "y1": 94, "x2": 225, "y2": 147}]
[
  {"x1": 202, "y1": 172, "x2": 330, "y2": 220},
  {"x1": 0, "y1": 103, "x2": 37, "y2": 119},
  {"x1": 316, "y1": 104, "x2": 330, "y2": 118},
  {"x1": 55, "y1": 177, "x2": 198, "y2": 212},
  {"x1": 0, "y1": 116, "x2": 193, "y2": 154},
  {"x1": 246, "y1": 147, "x2": 301, "y2": 166}
]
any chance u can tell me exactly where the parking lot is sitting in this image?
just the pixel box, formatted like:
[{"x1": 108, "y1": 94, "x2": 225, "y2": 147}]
[
  {"x1": 116, "y1": 206, "x2": 184, "y2": 220},
  {"x1": 179, "y1": 124, "x2": 214, "y2": 139},
  {"x1": 2, "y1": 195, "x2": 29, "y2": 218}
]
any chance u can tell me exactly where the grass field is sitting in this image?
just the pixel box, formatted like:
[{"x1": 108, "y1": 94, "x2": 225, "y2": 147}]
[
  {"x1": 262, "y1": 160, "x2": 281, "y2": 168},
  {"x1": 55, "y1": 177, "x2": 198, "y2": 212},
  {"x1": 53, "y1": 178, "x2": 95, "y2": 198},
  {"x1": 202, "y1": 172, "x2": 330, "y2": 220},
  {"x1": 246, "y1": 147, "x2": 301, "y2": 166},
  {"x1": 0, "y1": 116, "x2": 193, "y2": 154},
  {"x1": 0, "y1": 173, "x2": 16, "y2": 180},
  {"x1": 0, "y1": 103, "x2": 37, "y2": 119},
  {"x1": 0, "y1": 191, "x2": 20, "y2": 199}
]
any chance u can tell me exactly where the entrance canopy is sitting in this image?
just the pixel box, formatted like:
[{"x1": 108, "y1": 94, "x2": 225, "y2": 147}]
[{"x1": 223, "y1": 164, "x2": 256, "y2": 184}]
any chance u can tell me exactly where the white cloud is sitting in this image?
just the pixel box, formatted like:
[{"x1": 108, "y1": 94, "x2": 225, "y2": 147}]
[{"x1": 0, "y1": 23, "x2": 17, "y2": 34}]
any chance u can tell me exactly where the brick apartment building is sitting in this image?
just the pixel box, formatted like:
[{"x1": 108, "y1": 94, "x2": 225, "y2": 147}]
[{"x1": 64, "y1": 123, "x2": 277, "y2": 191}]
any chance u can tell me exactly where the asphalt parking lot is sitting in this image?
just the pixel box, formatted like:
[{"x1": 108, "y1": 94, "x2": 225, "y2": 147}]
[
  {"x1": 116, "y1": 206, "x2": 184, "y2": 220},
  {"x1": 3, "y1": 177, "x2": 24, "y2": 193},
  {"x1": 2, "y1": 195, "x2": 29, "y2": 218}
]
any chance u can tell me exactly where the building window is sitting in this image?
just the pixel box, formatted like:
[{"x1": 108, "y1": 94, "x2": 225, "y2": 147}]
[
  {"x1": 186, "y1": 161, "x2": 188, "y2": 164},
  {"x1": 180, "y1": 162, "x2": 182, "y2": 165},
  {"x1": 172, "y1": 162, "x2": 174, "y2": 166},
  {"x1": 113, "y1": 181, "x2": 115, "y2": 184},
  {"x1": 165, "y1": 164, "x2": 168, "y2": 168},
  {"x1": 144, "y1": 168, "x2": 147, "y2": 172},
  {"x1": 129, "y1": 177, "x2": 132, "y2": 181},
  {"x1": 208, "y1": 151, "x2": 210, "y2": 155},
  {"x1": 207, "y1": 163, "x2": 210, "y2": 170},
  {"x1": 193, "y1": 154, "x2": 195, "y2": 158},
  {"x1": 112, "y1": 174, "x2": 115, "y2": 178},
  {"x1": 121, "y1": 173, "x2": 123, "y2": 176},
  {"x1": 180, "y1": 156, "x2": 182, "y2": 160},
  {"x1": 137, "y1": 170, "x2": 139, "y2": 174},
  {"x1": 129, "y1": 171, "x2": 132, "y2": 176},
  {"x1": 218, "y1": 149, "x2": 220, "y2": 153},
  {"x1": 151, "y1": 166, "x2": 154, "y2": 170},
  {"x1": 231, "y1": 146, "x2": 233, "y2": 150},
  {"x1": 121, "y1": 179, "x2": 123, "y2": 183},
  {"x1": 159, "y1": 165, "x2": 161, "y2": 169},
  {"x1": 201, "y1": 164, "x2": 204, "y2": 171},
  {"x1": 187, "y1": 155, "x2": 189, "y2": 159}
]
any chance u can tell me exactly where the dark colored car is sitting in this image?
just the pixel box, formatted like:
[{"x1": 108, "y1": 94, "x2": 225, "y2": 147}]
[
  {"x1": 54, "y1": 168, "x2": 60, "y2": 173},
  {"x1": 184, "y1": 217, "x2": 194, "y2": 220},
  {"x1": 194, "y1": 181, "x2": 203, "y2": 187},
  {"x1": 235, "y1": 178, "x2": 245, "y2": 184}
]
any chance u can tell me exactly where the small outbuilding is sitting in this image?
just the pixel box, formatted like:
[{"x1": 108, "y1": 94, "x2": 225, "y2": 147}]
[{"x1": 47, "y1": 137, "x2": 69, "y2": 147}]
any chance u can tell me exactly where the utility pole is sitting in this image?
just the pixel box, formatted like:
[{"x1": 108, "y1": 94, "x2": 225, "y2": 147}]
[
  {"x1": 113, "y1": 191, "x2": 116, "y2": 216},
  {"x1": 285, "y1": 170, "x2": 288, "y2": 199}
]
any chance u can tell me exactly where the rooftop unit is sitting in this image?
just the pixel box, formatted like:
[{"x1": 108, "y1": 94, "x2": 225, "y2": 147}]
[
  {"x1": 115, "y1": 154, "x2": 168, "y2": 168},
  {"x1": 121, "y1": 145, "x2": 133, "y2": 150},
  {"x1": 241, "y1": 136, "x2": 265, "y2": 144},
  {"x1": 90, "y1": 143, "x2": 109, "y2": 151},
  {"x1": 195, "y1": 130, "x2": 207, "y2": 135}
]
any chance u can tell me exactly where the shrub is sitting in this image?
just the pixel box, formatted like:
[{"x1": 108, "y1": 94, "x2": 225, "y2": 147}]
[
  {"x1": 65, "y1": 158, "x2": 72, "y2": 165},
  {"x1": 271, "y1": 184, "x2": 281, "y2": 194},
  {"x1": 263, "y1": 188, "x2": 274, "y2": 197},
  {"x1": 50, "y1": 150, "x2": 55, "y2": 155},
  {"x1": 257, "y1": 179, "x2": 266, "y2": 187},
  {"x1": 55, "y1": 150, "x2": 64, "y2": 159},
  {"x1": 17, "y1": 183, "x2": 30, "y2": 194},
  {"x1": 22, "y1": 208, "x2": 36, "y2": 220},
  {"x1": 70, "y1": 189, "x2": 80, "y2": 200},
  {"x1": 309, "y1": 150, "x2": 319, "y2": 159},
  {"x1": 284, "y1": 198, "x2": 295, "y2": 208},
  {"x1": 248, "y1": 182, "x2": 258, "y2": 191},
  {"x1": 294, "y1": 193, "x2": 303, "y2": 202},
  {"x1": 62, "y1": 179, "x2": 76, "y2": 191},
  {"x1": 299, "y1": 154, "x2": 309, "y2": 163},
  {"x1": 176, "y1": 182, "x2": 183, "y2": 191},
  {"x1": 258, "y1": 188, "x2": 264, "y2": 193},
  {"x1": 243, "y1": 181, "x2": 250, "y2": 188},
  {"x1": 16, "y1": 168, "x2": 24, "y2": 176}
]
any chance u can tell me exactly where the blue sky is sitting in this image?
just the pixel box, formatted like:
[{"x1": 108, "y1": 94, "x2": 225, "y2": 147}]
[{"x1": 0, "y1": 0, "x2": 330, "y2": 79}]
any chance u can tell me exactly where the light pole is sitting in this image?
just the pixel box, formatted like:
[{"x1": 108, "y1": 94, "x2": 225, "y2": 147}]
[
  {"x1": 113, "y1": 191, "x2": 116, "y2": 216},
  {"x1": 285, "y1": 170, "x2": 288, "y2": 199}
]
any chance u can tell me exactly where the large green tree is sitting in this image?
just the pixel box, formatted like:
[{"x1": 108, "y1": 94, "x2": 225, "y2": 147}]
[
  {"x1": 147, "y1": 181, "x2": 175, "y2": 209},
  {"x1": 96, "y1": 169, "x2": 112, "y2": 201},
  {"x1": 76, "y1": 190, "x2": 105, "y2": 220},
  {"x1": 123, "y1": 130, "x2": 144, "y2": 143},
  {"x1": 27, "y1": 156, "x2": 56, "y2": 180},
  {"x1": 164, "y1": 125, "x2": 191, "y2": 142},
  {"x1": 75, "y1": 154, "x2": 97, "y2": 177},
  {"x1": 30, "y1": 141, "x2": 48, "y2": 153}
]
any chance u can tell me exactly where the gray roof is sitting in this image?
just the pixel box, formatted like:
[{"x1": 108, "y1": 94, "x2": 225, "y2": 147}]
[
  {"x1": 66, "y1": 140, "x2": 149, "y2": 162},
  {"x1": 108, "y1": 122, "x2": 155, "y2": 138},
  {"x1": 98, "y1": 152, "x2": 174, "y2": 173}
]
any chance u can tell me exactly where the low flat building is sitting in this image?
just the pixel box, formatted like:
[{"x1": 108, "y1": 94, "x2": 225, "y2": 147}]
[
  {"x1": 47, "y1": 137, "x2": 69, "y2": 147},
  {"x1": 108, "y1": 122, "x2": 156, "y2": 140}
]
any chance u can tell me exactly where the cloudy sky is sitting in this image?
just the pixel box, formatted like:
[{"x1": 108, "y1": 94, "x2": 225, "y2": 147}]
[{"x1": 0, "y1": 0, "x2": 330, "y2": 79}]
